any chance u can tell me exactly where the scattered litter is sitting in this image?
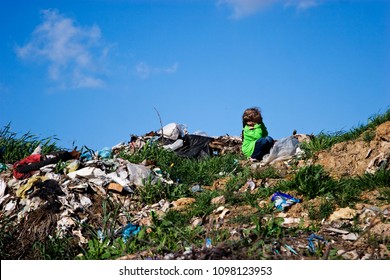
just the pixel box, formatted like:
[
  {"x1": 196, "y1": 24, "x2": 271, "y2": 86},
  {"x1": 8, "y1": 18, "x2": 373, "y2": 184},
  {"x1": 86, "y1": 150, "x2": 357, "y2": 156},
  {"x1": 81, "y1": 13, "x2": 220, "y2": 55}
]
[
  {"x1": 218, "y1": 208, "x2": 230, "y2": 220},
  {"x1": 191, "y1": 184, "x2": 203, "y2": 193},
  {"x1": 0, "y1": 163, "x2": 7, "y2": 172},
  {"x1": 163, "y1": 139, "x2": 184, "y2": 151},
  {"x1": 366, "y1": 151, "x2": 390, "y2": 174},
  {"x1": 127, "y1": 163, "x2": 154, "y2": 186},
  {"x1": 79, "y1": 195, "x2": 92, "y2": 208},
  {"x1": 262, "y1": 136, "x2": 299, "y2": 164},
  {"x1": 67, "y1": 167, "x2": 106, "y2": 180},
  {"x1": 16, "y1": 176, "x2": 46, "y2": 199},
  {"x1": 205, "y1": 238, "x2": 212, "y2": 248},
  {"x1": 307, "y1": 234, "x2": 327, "y2": 254},
  {"x1": 122, "y1": 223, "x2": 141, "y2": 242},
  {"x1": 191, "y1": 217, "x2": 203, "y2": 228},
  {"x1": 0, "y1": 182, "x2": 9, "y2": 206},
  {"x1": 80, "y1": 151, "x2": 93, "y2": 161},
  {"x1": 97, "y1": 147, "x2": 112, "y2": 159},
  {"x1": 281, "y1": 217, "x2": 302, "y2": 226},
  {"x1": 157, "y1": 123, "x2": 187, "y2": 141},
  {"x1": 64, "y1": 160, "x2": 80, "y2": 174},
  {"x1": 211, "y1": 195, "x2": 225, "y2": 205},
  {"x1": 324, "y1": 227, "x2": 349, "y2": 234},
  {"x1": 246, "y1": 180, "x2": 256, "y2": 191},
  {"x1": 272, "y1": 242, "x2": 281, "y2": 254},
  {"x1": 271, "y1": 191, "x2": 301, "y2": 211},
  {"x1": 337, "y1": 249, "x2": 359, "y2": 260},
  {"x1": 342, "y1": 233, "x2": 359, "y2": 241},
  {"x1": 4, "y1": 200, "x2": 16, "y2": 212},
  {"x1": 284, "y1": 244, "x2": 299, "y2": 255}
]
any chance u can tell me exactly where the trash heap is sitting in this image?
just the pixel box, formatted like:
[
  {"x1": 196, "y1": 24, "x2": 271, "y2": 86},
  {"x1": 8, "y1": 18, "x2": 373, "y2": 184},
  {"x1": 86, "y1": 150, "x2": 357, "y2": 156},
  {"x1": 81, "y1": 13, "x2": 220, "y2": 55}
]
[
  {"x1": 0, "y1": 122, "x2": 248, "y2": 259},
  {"x1": 1, "y1": 121, "x2": 389, "y2": 260}
]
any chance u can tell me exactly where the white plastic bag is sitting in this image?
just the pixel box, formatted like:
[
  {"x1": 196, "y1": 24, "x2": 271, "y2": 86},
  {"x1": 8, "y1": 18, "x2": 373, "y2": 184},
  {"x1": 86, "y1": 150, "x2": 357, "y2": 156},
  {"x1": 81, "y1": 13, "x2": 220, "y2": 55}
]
[
  {"x1": 157, "y1": 123, "x2": 187, "y2": 140},
  {"x1": 262, "y1": 136, "x2": 299, "y2": 164}
]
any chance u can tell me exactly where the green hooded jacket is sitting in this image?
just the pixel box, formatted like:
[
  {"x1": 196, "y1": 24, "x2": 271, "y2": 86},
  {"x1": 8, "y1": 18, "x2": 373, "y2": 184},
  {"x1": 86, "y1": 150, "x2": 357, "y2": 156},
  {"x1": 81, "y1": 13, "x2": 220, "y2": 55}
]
[{"x1": 241, "y1": 123, "x2": 268, "y2": 157}]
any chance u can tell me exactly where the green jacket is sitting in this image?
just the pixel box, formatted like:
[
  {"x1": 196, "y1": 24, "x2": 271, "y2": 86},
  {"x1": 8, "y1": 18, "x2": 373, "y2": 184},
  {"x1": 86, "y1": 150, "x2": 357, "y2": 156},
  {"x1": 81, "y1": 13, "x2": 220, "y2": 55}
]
[{"x1": 242, "y1": 123, "x2": 268, "y2": 157}]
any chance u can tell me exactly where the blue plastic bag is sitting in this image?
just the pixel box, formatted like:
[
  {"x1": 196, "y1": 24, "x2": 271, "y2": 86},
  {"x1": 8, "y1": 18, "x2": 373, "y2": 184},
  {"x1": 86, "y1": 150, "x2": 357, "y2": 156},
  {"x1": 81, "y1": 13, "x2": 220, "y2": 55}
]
[
  {"x1": 122, "y1": 223, "x2": 141, "y2": 242},
  {"x1": 0, "y1": 163, "x2": 7, "y2": 172},
  {"x1": 307, "y1": 233, "x2": 327, "y2": 254},
  {"x1": 271, "y1": 191, "x2": 301, "y2": 211},
  {"x1": 97, "y1": 147, "x2": 112, "y2": 159},
  {"x1": 80, "y1": 151, "x2": 93, "y2": 161}
]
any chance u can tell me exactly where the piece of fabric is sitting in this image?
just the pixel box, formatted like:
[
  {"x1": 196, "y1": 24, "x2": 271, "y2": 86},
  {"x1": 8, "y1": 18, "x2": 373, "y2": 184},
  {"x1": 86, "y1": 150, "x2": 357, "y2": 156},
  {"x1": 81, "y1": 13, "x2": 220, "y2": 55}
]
[
  {"x1": 13, "y1": 154, "x2": 42, "y2": 180},
  {"x1": 13, "y1": 150, "x2": 80, "y2": 180},
  {"x1": 16, "y1": 176, "x2": 46, "y2": 199},
  {"x1": 242, "y1": 122, "x2": 268, "y2": 157}
]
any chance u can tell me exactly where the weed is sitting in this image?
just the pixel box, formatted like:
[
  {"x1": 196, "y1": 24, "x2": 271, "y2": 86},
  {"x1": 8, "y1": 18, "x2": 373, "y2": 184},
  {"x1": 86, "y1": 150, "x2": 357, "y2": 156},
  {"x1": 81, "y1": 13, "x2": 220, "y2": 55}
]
[
  {"x1": 300, "y1": 132, "x2": 339, "y2": 156},
  {"x1": 300, "y1": 107, "x2": 390, "y2": 158},
  {"x1": 32, "y1": 235, "x2": 79, "y2": 260},
  {"x1": 248, "y1": 215, "x2": 284, "y2": 240},
  {"x1": 279, "y1": 165, "x2": 336, "y2": 199},
  {"x1": 379, "y1": 187, "x2": 390, "y2": 204},
  {"x1": 334, "y1": 170, "x2": 390, "y2": 207},
  {"x1": 137, "y1": 179, "x2": 190, "y2": 205},
  {"x1": 121, "y1": 143, "x2": 243, "y2": 186},
  {"x1": 79, "y1": 199, "x2": 132, "y2": 259},
  {"x1": 307, "y1": 198, "x2": 335, "y2": 221},
  {"x1": 0, "y1": 215, "x2": 17, "y2": 259},
  {"x1": 223, "y1": 174, "x2": 251, "y2": 204},
  {"x1": 148, "y1": 211, "x2": 204, "y2": 253},
  {"x1": 188, "y1": 190, "x2": 219, "y2": 218},
  {"x1": 0, "y1": 123, "x2": 59, "y2": 163},
  {"x1": 53, "y1": 159, "x2": 67, "y2": 174},
  {"x1": 253, "y1": 166, "x2": 281, "y2": 180},
  {"x1": 362, "y1": 129, "x2": 376, "y2": 142}
]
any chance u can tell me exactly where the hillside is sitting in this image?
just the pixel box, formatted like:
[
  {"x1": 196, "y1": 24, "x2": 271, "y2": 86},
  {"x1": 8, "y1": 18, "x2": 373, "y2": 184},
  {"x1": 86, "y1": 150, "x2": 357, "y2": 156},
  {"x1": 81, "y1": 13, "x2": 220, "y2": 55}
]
[{"x1": 0, "y1": 118, "x2": 389, "y2": 260}]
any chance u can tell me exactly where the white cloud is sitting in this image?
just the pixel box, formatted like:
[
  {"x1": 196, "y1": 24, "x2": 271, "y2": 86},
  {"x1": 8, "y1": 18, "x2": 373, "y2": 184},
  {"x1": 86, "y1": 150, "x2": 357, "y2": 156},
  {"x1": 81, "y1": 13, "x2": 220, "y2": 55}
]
[
  {"x1": 217, "y1": 0, "x2": 276, "y2": 18},
  {"x1": 135, "y1": 62, "x2": 179, "y2": 79},
  {"x1": 285, "y1": 0, "x2": 318, "y2": 10},
  {"x1": 15, "y1": 9, "x2": 107, "y2": 89},
  {"x1": 217, "y1": 0, "x2": 319, "y2": 19}
]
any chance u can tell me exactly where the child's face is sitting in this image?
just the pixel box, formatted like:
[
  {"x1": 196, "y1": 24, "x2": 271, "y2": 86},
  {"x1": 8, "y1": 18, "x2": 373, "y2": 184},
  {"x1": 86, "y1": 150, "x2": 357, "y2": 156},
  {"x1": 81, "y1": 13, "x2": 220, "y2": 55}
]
[{"x1": 247, "y1": 121, "x2": 256, "y2": 126}]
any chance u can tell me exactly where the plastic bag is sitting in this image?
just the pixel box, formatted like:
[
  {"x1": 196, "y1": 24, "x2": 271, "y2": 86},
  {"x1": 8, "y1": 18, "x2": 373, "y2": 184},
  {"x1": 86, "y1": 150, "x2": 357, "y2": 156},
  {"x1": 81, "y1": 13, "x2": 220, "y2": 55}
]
[
  {"x1": 97, "y1": 147, "x2": 112, "y2": 159},
  {"x1": 262, "y1": 136, "x2": 299, "y2": 164},
  {"x1": 157, "y1": 123, "x2": 187, "y2": 140},
  {"x1": 271, "y1": 191, "x2": 301, "y2": 211}
]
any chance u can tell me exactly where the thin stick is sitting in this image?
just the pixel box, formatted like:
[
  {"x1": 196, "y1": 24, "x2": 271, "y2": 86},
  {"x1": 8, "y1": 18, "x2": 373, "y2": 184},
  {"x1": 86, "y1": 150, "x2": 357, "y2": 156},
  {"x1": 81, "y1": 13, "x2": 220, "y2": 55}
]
[{"x1": 154, "y1": 107, "x2": 164, "y2": 141}]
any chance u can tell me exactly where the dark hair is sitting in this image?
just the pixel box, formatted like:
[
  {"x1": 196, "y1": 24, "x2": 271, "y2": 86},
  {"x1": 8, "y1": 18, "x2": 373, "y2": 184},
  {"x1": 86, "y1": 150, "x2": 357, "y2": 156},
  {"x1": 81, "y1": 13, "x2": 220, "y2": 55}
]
[{"x1": 242, "y1": 107, "x2": 263, "y2": 127}]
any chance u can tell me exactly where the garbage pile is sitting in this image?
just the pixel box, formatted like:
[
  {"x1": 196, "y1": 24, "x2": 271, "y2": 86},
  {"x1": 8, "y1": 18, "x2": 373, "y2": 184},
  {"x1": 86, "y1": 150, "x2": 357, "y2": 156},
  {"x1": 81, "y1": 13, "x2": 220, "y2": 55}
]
[
  {"x1": 2, "y1": 121, "x2": 388, "y2": 260},
  {"x1": 0, "y1": 122, "x2": 247, "y2": 259}
]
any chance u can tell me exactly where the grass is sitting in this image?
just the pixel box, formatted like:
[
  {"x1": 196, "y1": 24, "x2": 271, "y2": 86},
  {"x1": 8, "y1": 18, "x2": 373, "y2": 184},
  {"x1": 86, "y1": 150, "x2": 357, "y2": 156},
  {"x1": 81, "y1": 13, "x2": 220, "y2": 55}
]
[
  {"x1": 277, "y1": 164, "x2": 336, "y2": 199},
  {"x1": 32, "y1": 235, "x2": 80, "y2": 260},
  {"x1": 0, "y1": 215, "x2": 17, "y2": 259},
  {"x1": 121, "y1": 141, "x2": 244, "y2": 186},
  {"x1": 300, "y1": 107, "x2": 390, "y2": 156},
  {"x1": 0, "y1": 123, "x2": 60, "y2": 163},
  {"x1": 277, "y1": 164, "x2": 390, "y2": 208}
]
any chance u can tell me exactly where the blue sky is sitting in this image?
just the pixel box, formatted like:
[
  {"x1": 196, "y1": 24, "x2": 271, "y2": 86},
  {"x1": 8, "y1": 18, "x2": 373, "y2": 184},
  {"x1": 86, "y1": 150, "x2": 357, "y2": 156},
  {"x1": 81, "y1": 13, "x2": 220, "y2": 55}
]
[{"x1": 1, "y1": 0, "x2": 389, "y2": 151}]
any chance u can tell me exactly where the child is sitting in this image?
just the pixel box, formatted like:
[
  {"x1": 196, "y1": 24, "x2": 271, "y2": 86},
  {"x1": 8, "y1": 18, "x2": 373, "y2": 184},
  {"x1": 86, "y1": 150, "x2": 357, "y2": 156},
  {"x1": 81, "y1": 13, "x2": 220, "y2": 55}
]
[{"x1": 241, "y1": 107, "x2": 274, "y2": 162}]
